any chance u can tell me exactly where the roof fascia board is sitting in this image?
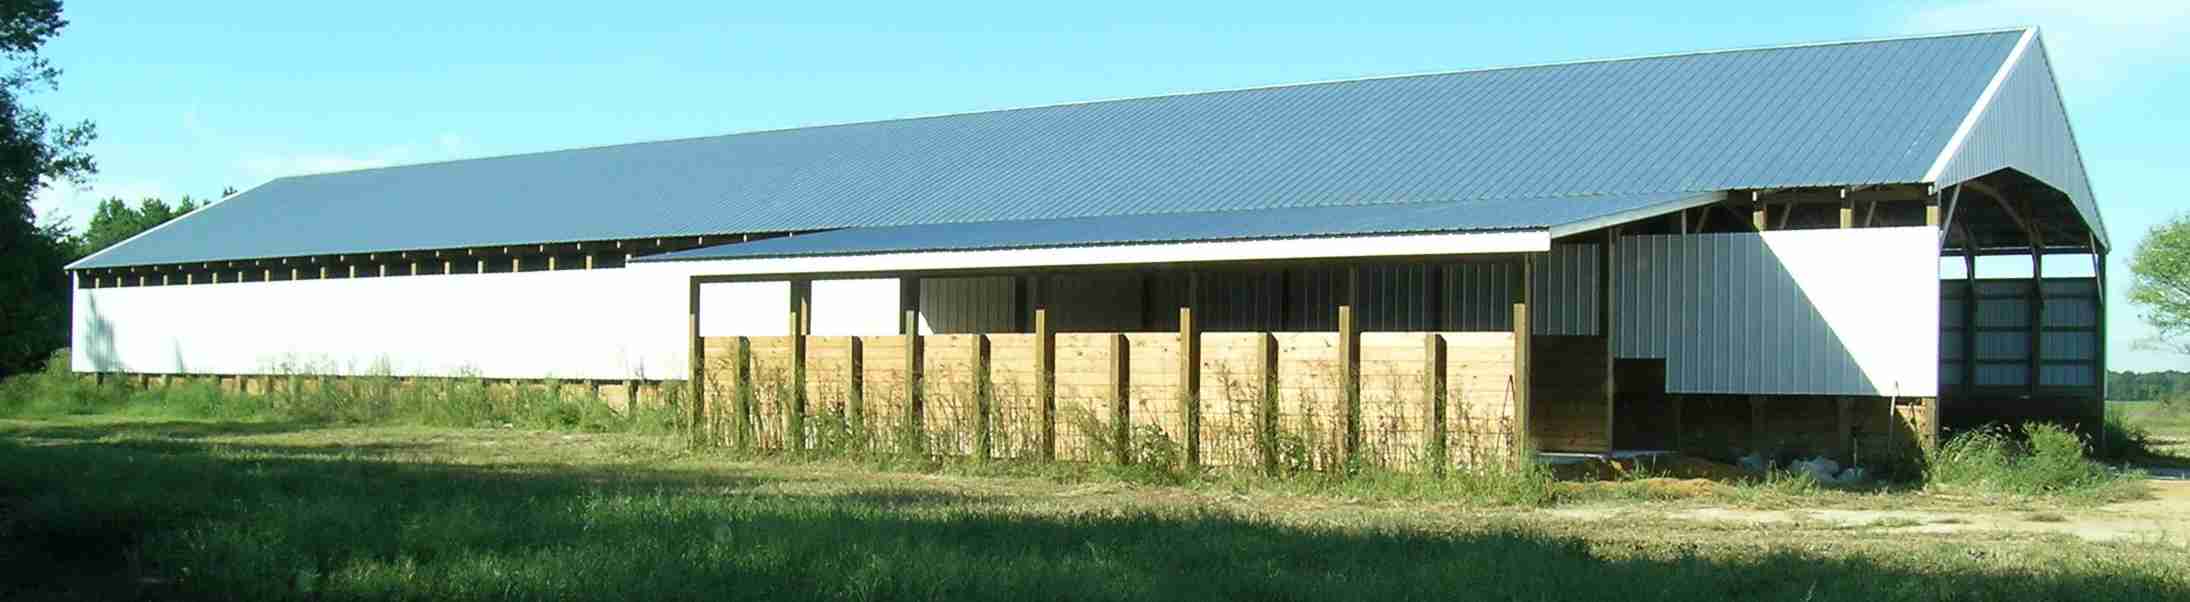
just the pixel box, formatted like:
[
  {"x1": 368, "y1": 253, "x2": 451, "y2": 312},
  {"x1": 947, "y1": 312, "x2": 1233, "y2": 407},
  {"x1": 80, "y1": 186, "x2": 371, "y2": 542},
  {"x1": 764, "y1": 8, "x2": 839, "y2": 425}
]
[
  {"x1": 65, "y1": 186, "x2": 251, "y2": 271},
  {"x1": 1921, "y1": 27, "x2": 2035, "y2": 184},
  {"x1": 635, "y1": 230, "x2": 1551, "y2": 279},
  {"x1": 1545, "y1": 191, "x2": 1728, "y2": 238}
]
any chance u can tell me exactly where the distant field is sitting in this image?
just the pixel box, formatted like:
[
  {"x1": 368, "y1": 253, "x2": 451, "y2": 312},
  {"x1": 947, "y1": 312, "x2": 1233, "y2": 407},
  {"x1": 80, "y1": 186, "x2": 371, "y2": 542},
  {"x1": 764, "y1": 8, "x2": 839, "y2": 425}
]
[
  {"x1": 1, "y1": 415, "x2": 2184, "y2": 601},
  {"x1": 2112, "y1": 400, "x2": 2190, "y2": 460}
]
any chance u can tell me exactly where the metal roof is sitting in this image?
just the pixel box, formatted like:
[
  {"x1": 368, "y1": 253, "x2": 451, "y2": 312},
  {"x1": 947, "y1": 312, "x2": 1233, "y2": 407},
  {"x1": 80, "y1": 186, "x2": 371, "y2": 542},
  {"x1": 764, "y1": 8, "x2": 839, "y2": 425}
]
[
  {"x1": 77, "y1": 29, "x2": 2037, "y2": 269},
  {"x1": 638, "y1": 191, "x2": 1711, "y2": 262}
]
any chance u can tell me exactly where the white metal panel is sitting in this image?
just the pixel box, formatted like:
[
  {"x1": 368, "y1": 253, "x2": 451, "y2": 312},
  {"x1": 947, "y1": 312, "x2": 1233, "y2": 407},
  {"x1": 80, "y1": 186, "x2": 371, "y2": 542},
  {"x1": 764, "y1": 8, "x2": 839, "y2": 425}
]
[
  {"x1": 72, "y1": 267, "x2": 708, "y2": 380},
  {"x1": 811, "y1": 279, "x2": 902, "y2": 336},
  {"x1": 1611, "y1": 227, "x2": 1939, "y2": 396}
]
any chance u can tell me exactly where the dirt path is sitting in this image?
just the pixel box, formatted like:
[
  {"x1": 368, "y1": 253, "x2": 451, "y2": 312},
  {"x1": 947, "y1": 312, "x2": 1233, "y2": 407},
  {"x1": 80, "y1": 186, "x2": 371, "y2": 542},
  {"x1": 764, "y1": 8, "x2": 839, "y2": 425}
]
[{"x1": 1545, "y1": 479, "x2": 2190, "y2": 545}]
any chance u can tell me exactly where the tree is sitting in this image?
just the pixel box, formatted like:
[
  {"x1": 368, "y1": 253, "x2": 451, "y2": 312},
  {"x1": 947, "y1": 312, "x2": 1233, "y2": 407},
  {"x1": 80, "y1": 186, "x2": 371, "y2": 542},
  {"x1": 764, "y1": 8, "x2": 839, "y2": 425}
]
[
  {"x1": 74, "y1": 195, "x2": 200, "y2": 259},
  {"x1": 2130, "y1": 213, "x2": 2190, "y2": 359},
  {"x1": 0, "y1": 0, "x2": 94, "y2": 378}
]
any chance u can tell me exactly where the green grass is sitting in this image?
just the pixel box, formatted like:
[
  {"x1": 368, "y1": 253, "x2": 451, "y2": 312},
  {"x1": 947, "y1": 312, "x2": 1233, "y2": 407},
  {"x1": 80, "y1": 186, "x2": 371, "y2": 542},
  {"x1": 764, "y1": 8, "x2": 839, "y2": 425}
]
[
  {"x1": 1925, "y1": 423, "x2": 2146, "y2": 503},
  {"x1": 2109, "y1": 400, "x2": 2190, "y2": 466},
  {"x1": 1, "y1": 416, "x2": 2185, "y2": 601}
]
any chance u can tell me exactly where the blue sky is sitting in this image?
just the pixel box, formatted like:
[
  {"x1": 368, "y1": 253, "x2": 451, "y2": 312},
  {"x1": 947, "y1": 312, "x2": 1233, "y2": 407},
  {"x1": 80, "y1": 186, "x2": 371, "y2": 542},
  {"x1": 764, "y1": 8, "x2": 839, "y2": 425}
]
[{"x1": 29, "y1": 1, "x2": 2190, "y2": 370}]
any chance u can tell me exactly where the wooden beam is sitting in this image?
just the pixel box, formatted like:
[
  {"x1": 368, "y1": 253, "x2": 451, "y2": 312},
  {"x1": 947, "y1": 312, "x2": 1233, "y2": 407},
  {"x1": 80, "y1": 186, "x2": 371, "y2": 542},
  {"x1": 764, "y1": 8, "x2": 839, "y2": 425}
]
[
  {"x1": 2029, "y1": 249, "x2": 2043, "y2": 394},
  {"x1": 1256, "y1": 332, "x2": 1279, "y2": 476},
  {"x1": 1339, "y1": 266, "x2": 1362, "y2": 463},
  {"x1": 1034, "y1": 306, "x2": 1055, "y2": 461},
  {"x1": 902, "y1": 307, "x2": 924, "y2": 455},
  {"x1": 1964, "y1": 246, "x2": 1979, "y2": 393},
  {"x1": 788, "y1": 279, "x2": 811, "y2": 451},
  {"x1": 1600, "y1": 228, "x2": 1617, "y2": 453},
  {"x1": 688, "y1": 277, "x2": 706, "y2": 443},
  {"x1": 1108, "y1": 333, "x2": 1131, "y2": 466},
  {"x1": 1512, "y1": 254, "x2": 1534, "y2": 458},
  {"x1": 1839, "y1": 199, "x2": 1855, "y2": 229},
  {"x1": 1179, "y1": 273, "x2": 1201, "y2": 469},
  {"x1": 1837, "y1": 396, "x2": 1854, "y2": 462},
  {"x1": 1424, "y1": 332, "x2": 1447, "y2": 476}
]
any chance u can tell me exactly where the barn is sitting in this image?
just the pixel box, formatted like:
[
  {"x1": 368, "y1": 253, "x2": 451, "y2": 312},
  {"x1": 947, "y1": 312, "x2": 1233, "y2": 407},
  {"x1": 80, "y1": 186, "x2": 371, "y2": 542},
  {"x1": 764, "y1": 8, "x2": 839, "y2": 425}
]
[{"x1": 65, "y1": 28, "x2": 2107, "y2": 466}]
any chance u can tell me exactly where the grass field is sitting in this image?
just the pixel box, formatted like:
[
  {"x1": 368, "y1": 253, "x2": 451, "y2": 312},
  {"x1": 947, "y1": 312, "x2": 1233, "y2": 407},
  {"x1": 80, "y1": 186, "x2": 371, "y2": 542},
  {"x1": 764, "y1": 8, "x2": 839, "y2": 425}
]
[
  {"x1": 2, "y1": 414, "x2": 2185, "y2": 601},
  {"x1": 2111, "y1": 400, "x2": 2190, "y2": 463}
]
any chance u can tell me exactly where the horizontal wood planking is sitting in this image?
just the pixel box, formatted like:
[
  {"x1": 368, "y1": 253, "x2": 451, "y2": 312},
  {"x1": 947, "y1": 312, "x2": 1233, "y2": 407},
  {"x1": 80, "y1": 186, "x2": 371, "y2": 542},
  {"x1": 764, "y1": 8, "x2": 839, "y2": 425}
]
[
  {"x1": 1197, "y1": 333, "x2": 1268, "y2": 468},
  {"x1": 1358, "y1": 333, "x2": 1430, "y2": 468},
  {"x1": 1123, "y1": 333, "x2": 1184, "y2": 446},
  {"x1": 1054, "y1": 333, "x2": 1123, "y2": 462},
  {"x1": 857, "y1": 336, "x2": 912, "y2": 449},
  {"x1": 1274, "y1": 332, "x2": 1346, "y2": 469},
  {"x1": 986, "y1": 334, "x2": 1044, "y2": 459},
  {"x1": 923, "y1": 334, "x2": 984, "y2": 455},
  {"x1": 1443, "y1": 332, "x2": 1518, "y2": 465}
]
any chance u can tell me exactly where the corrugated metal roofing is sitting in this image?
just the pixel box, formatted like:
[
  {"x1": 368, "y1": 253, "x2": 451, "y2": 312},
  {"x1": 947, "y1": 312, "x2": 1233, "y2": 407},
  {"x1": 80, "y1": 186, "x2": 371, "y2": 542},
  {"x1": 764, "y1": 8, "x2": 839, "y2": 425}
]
[
  {"x1": 78, "y1": 29, "x2": 2033, "y2": 269},
  {"x1": 637, "y1": 191, "x2": 1706, "y2": 262}
]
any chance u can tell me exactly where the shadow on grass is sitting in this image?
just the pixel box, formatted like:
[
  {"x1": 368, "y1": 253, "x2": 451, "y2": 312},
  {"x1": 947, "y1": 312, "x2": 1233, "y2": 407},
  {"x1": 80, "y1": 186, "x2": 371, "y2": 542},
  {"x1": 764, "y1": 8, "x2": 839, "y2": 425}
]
[{"x1": 0, "y1": 422, "x2": 2184, "y2": 601}]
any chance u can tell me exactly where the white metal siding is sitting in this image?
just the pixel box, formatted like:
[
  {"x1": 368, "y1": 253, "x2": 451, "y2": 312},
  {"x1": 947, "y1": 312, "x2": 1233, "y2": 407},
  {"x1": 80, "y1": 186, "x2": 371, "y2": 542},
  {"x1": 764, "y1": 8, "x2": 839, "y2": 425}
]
[{"x1": 1611, "y1": 228, "x2": 1939, "y2": 396}]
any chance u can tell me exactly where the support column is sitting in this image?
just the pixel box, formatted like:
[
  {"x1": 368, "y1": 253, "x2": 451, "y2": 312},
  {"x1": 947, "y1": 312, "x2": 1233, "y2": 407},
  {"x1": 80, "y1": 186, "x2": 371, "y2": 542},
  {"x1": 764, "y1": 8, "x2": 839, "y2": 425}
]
[
  {"x1": 1600, "y1": 227, "x2": 1618, "y2": 453},
  {"x1": 2029, "y1": 249, "x2": 2044, "y2": 394},
  {"x1": 1108, "y1": 333, "x2": 1131, "y2": 466},
  {"x1": 902, "y1": 304, "x2": 924, "y2": 455},
  {"x1": 1511, "y1": 255, "x2": 1533, "y2": 458},
  {"x1": 1034, "y1": 306, "x2": 1056, "y2": 461},
  {"x1": 1424, "y1": 332, "x2": 1447, "y2": 476},
  {"x1": 1965, "y1": 248, "x2": 1979, "y2": 391},
  {"x1": 1256, "y1": 333, "x2": 1279, "y2": 476},
  {"x1": 1180, "y1": 271, "x2": 1201, "y2": 468},
  {"x1": 688, "y1": 277, "x2": 706, "y2": 442},
  {"x1": 1339, "y1": 266, "x2": 1362, "y2": 464},
  {"x1": 788, "y1": 279, "x2": 811, "y2": 451}
]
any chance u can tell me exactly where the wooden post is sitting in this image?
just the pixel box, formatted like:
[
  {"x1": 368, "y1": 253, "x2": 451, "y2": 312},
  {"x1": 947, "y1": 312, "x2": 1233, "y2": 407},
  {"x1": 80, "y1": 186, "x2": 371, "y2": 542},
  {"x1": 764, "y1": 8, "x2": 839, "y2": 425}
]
[
  {"x1": 1179, "y1": 272, "x2": 1201, "y2": 469},
  {"x1": 788, "y1": 280, "x2": 810, "y2": 451},
  {"x1": 1839, "y1": 199, "x2": 1855, "y2": 229},
  {"x1": 732, "y1": 338, "x2": 752, "y2": 449},
  {"x1": 974, "y1": 334, "x2": 993, "y2": 462},
  {"x1": 348, "y1": 265, "x2": 358, "y2": 279},
  {"x1": 408, "y1": 261, "x2": 418, "y2": 276},
  {"x1": 477, "y1": 258, "x2": 487, "y2": 273},
  {"x1": 1512, "y1": 255, "x2": 1534, "y2": 458},
  {"x1": 903, "y1": 307, "x2": 924, "y2": 454},
  {"x1": 1600, "y1": 228, "x2": 1617, "y2": 452},
  {"x1": 1034, "y1": 307, "x2": 1056, "y2": 461},
  {"x1": 1257, "y1": 333, "x2": 1279, "y2": 476},
  {"x1": 1340, "y1": 266, "x2": 1361, "y2": 463},
  {"x1": 548, "y1": 255, "x2": 559, "y2": 271},
  {"x1": 2029, "y1": 249, "x2": 2044, "y2": 394},
  {"x1": 510, "y1": 257, "x2": 520, "y2": 273},
  {"x1": 1751, "y1": 200, "x2": 1768, "y2": 231},
  {"x1": 1424, "y1": 332, "x2": 1447, "y2": 476},
  {"x1": 1965, "y1": 248, "x2": 1979, "y2": 391},
  {"x1": 847, "y1": 337, "x2": 865, "y2": 434},
  {"x1": 1109, "y1": 333, "x2": 1131, "y2": 466},
  {"x1": 376, "y1": 264, "x2": 386, "y2": 278},
  {"x1": 688, "y1": 278, "x2": 706, "y2": 442},
  {"x1": 584, "y1": 254, "x2": 596, "y2": 270}
]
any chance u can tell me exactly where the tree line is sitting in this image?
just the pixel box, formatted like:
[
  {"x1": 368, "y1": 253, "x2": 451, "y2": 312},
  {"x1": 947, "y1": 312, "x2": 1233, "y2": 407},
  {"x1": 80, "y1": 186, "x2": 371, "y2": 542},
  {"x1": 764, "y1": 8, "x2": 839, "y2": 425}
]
[{"x1": 2109, "y1": 370, "x2": 2190, "y2": 403}]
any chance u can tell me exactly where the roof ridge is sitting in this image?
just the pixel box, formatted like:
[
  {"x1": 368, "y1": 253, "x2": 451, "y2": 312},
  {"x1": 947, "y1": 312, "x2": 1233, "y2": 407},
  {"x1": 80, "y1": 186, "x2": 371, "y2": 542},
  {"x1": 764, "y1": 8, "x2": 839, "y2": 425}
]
[{"x1": 273, "y1": 27, "x2": 2032, "y2": 181}]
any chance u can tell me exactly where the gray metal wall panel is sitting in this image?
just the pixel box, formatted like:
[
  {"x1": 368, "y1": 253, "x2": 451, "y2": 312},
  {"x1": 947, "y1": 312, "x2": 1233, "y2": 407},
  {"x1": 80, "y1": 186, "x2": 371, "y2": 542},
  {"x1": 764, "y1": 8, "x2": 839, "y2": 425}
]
[
  {"x1": 2041, "y1": 298, "x2": 2096, "y2": 328},
  {"x1": 2040, "y1": 332, "x2": 2096, "y2": 361},
  {"x1": 1936, "y1": 38, "x2": 2106, "y2": 244},
  {"x1": 920, "y1": 276, "x2": 1015, "y2": 333},
  {"x1": 1976, "y1": 364, "x2": 2027, "y2": 386},
  {"x1": 85, "y1": 31, "x2": 2025, "y2": 269},
  {"x1": 1443, "y1": 262, "x2": 1519, "y2": 331},
  {"x1": 1533, "y1": 244, "x2": 1597, "y2": 336},
  {"x1": 1974, "y1": 332, "x2": 2029, "y2": 360},
  {"x1": 2041, "y1": 364, "x2": 2094, "y2": 387}
]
